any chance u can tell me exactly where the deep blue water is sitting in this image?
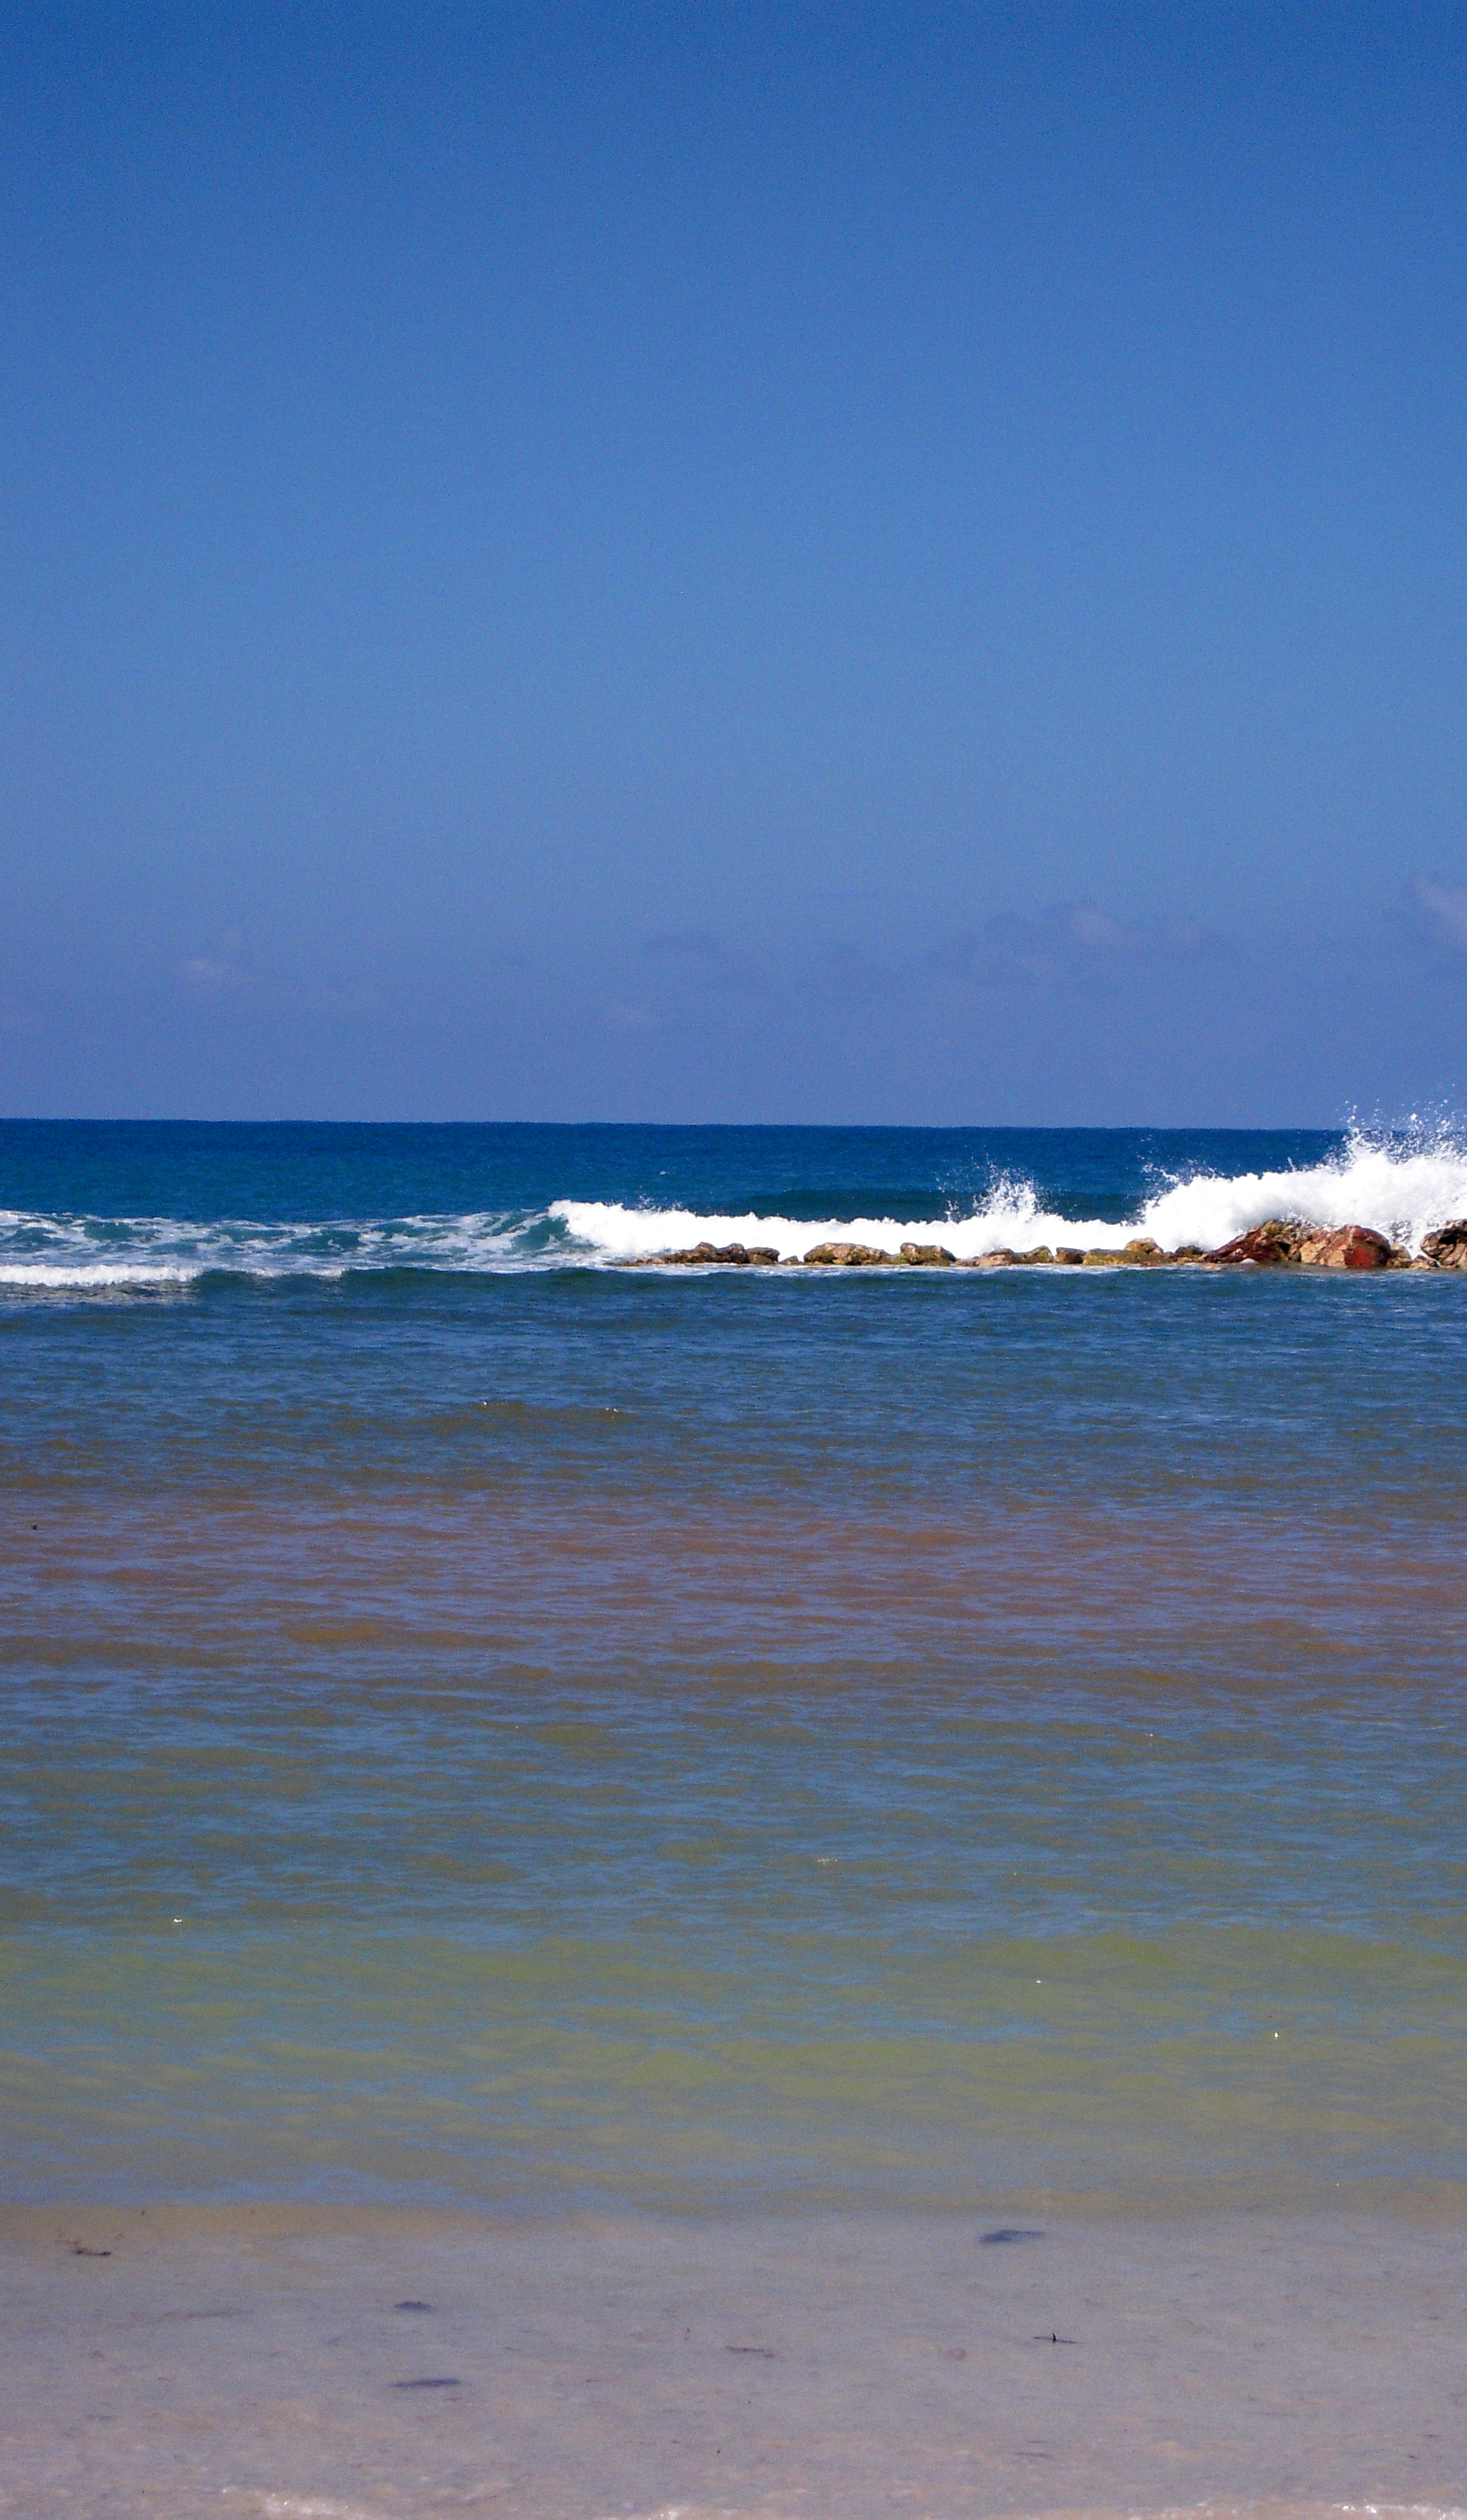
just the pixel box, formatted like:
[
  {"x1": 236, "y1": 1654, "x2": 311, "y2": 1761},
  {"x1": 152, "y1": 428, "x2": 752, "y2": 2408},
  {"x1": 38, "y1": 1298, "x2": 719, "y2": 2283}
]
[{"x1": 0, "y1": 1116, "x2": 1347, "y2": 1233}]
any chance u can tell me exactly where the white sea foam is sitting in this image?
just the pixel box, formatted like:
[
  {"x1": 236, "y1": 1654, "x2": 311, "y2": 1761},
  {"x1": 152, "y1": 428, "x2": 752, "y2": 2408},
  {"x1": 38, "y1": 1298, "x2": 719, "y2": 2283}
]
[
  {"x1": 0, "y1": 1205, "x2": 533, "y2": 1288},
  {"x1": 3, "y1": 1129, "x2": 1465, "y2": 1290},
  {"x1": 555, "y1": 1127, "x2": 1467, "y2": 1263},
  {"x1": 0, "y1": 1260, "x2": 206, "y2": 1288},
  {"x1": 1138, "y1": 1130, "x2": 1467, "y2": 1254}
]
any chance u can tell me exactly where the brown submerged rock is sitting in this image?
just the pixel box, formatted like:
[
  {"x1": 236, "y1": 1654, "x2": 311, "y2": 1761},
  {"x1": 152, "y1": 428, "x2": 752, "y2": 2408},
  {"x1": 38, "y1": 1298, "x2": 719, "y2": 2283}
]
[
  {"x1": 1082, "y1": 1244, "x2": 1171, "y2": 1266},
  {"x1": 1423, "y1": 1218, "x2": 1467, "y2": 1269},
  {"x1": 1077, "y1": 1243, "x2": 1171, "y2": 1266},
  {"x1": 957, "y1": 1247, "x2": 1063, "y2": 1267}
]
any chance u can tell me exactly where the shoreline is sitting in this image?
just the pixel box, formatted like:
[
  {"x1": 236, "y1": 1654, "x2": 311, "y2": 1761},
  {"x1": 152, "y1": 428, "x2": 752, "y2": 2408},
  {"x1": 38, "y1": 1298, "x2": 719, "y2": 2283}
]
[{"x1": 3, "y1": 2205, "x2": 1461, "y2": 2519}]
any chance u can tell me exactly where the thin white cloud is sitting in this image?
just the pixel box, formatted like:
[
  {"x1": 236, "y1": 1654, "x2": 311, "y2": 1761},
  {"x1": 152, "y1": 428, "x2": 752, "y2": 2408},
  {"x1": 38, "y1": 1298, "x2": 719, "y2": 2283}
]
[
  {"x1": 179, "y1": 928, "x2": 247, "y2": 999},
  {"x1": 930, "y1": 900, "x2": 1212, "y2": 990},
  {"x1": 1408, "y1": 874, "x2": 1467, "y2": 957}
]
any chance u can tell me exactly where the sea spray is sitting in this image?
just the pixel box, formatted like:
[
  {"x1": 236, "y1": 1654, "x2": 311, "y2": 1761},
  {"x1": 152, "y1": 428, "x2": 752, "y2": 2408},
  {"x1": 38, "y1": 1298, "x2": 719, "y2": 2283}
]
[
  {"x1": 3, "y1": 1121, "x2": 1466, "y2": 1286},
  {"x1": 555, "y1": 1126, "x2": 1467, "y2": 1263}
]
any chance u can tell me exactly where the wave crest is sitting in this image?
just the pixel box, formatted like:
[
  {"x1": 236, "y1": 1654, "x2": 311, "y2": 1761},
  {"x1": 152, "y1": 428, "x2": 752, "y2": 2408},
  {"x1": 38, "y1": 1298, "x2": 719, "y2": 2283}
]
[
  {"x1": 555, "y1": 1127, "x2": 1467, "y2": 1263},
  {"x1": 3, "y1": 1127, "x2": 1465, "y2": 1288}
]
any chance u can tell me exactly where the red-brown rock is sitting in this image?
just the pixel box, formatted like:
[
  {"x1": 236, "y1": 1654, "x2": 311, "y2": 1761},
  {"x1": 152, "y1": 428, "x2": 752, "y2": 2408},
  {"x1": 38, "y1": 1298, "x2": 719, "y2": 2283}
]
[
  {"x1": 1202, "y1": 1219, "x2": 1303, "y2": 1266},
  {"x1": 1296, "y1": 1224, "x2": 1393, "y2": 1269}
]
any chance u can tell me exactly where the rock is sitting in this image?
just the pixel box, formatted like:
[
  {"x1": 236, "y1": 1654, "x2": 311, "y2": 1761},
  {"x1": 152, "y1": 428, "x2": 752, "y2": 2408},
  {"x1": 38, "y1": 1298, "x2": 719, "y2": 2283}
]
[
  {"x1": 1054, "y1": 1246, "x2": 1084, "y2": 1266},
  {"x1": 803, "y1": 1241, "x2": 892, "y2": 1266},
  {"x1": 1083, "y1": 1244, "x2": 1171, "y2": 1266},
  {"x1": 966, "y1": 1248, "x2": 1015, "y2": 1268},
  {"x1": 1173, "y1": 1244, "x2": 1207, "y2": 1261},
  {"x1": 1422, "y1": 1219, "x2": 1467, "y2": 1269},
  {"x1": 1296, "y1": 1224, "x2": 1393, "y2": 1270},
  {"x1": 1202, "y1": 1219, "x2": 1304, "y2": 1266},
  {"x1": 659, "y1": 1241, "x2": 778, "y2": 1266},
  {"x1": 746, "y1": 1248, "x2": 780, "y2": 1265},
  {"x1": 1202, "y1": 1219, "x2": 1399, "y2": 1270},
  {"x1": 1019, "y1": 1247, "x2": 1055, "y2": 1264},
  {"x1": 899, "y1": 1241, "x2": 955, "y2": 1266}
]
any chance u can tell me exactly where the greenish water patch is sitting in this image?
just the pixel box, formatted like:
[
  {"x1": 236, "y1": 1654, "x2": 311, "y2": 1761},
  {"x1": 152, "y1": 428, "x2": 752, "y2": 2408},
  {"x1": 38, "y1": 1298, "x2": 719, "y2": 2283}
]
[{"x1": 3, "y1": 1921, "x2": 1461, "y2": 2209}]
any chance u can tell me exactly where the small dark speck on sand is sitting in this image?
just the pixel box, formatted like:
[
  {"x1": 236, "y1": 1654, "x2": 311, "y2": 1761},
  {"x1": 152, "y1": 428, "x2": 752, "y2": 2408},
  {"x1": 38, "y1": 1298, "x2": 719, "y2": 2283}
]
[
  {"x1": 1035, "y1": 2333, "x2": 1079, "y2": 2345},
  {"x1": 726, "y1": 2345, "x2": 776, "y2": 2357},
  {"x1": 72, "y1": 2246, "x2": 111, "y2": 2258},
  {"x1": 394, "y1": 2300, "x2": 433, "y2": 2311},
  {"x1": 392, "y1": 2376, "x2": 460, "y2": 2388},
  {"x1": 981, "y1": 2228, "x2": 1046, "y2": 2244}
]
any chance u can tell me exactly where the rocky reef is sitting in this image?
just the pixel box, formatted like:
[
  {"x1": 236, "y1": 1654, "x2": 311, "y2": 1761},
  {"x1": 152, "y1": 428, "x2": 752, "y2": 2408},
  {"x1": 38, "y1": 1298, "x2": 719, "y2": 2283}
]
[
  {"x1": 626, "y1": 1219, "x2": 1467, "y2": 1270},
  {"x1": 651, "y1": 1240, "x2": 781, "y2": 1266}
]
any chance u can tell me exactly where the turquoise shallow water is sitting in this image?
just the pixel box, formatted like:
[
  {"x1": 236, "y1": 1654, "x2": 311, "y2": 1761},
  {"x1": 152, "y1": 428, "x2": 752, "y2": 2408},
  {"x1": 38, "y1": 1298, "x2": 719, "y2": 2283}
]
[{"x1": 1, "y1": 1122, "x2": 1464, "y2": 2211}]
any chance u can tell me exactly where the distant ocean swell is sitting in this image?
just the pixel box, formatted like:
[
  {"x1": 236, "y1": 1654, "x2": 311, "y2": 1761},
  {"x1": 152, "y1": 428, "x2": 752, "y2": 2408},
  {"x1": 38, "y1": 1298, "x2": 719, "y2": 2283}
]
[{"x1": 3, "y1": 1127, "x2": 1467, "y2": 1288}]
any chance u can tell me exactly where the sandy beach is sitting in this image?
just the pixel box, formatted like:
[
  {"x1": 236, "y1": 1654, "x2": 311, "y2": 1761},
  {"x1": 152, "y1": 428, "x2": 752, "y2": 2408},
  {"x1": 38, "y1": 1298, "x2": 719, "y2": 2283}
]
[{"x1": 1, "y1": 2206, "x2": 1461, "y2": 2519}]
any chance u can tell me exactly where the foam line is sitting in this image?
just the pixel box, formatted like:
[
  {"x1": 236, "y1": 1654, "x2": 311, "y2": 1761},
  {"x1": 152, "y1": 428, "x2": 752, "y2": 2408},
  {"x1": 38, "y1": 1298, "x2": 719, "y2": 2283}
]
[
  {"x1": 554, "y1": 1129, "x2": 1467, "y2": 1262},
  {"x1": 2, "y1": 1127, "x2": 1464, "y2": 1286}
]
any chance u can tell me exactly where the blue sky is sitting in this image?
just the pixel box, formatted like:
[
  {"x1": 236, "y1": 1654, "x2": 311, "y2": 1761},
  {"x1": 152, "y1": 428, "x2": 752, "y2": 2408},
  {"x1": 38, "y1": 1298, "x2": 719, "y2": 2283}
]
[{"x1": 3, "y1": 2, "x2": 1465, "y2": 1122}]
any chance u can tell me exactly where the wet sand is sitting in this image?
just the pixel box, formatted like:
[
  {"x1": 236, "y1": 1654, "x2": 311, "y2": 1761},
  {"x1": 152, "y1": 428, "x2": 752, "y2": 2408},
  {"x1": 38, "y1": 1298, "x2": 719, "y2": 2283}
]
[{"x1": 1, "y1": 2207, "x2": 1461, "y2": 2519}]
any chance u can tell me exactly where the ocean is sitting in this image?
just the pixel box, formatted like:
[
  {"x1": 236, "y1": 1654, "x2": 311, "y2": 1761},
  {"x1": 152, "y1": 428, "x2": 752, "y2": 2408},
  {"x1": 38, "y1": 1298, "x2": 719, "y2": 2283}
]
[{"x1": 2, "y1": 1118, "x2": 1465, "y2": 2517}]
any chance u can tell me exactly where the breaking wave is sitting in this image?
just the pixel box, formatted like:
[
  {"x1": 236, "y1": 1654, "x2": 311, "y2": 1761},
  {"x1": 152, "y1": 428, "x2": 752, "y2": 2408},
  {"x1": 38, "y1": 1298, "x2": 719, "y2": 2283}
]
[
  {"x1": 556, "y1": 1125, "x2": 1467, "y2": 1263},
  {"x1": 3, "y1": 1125, "x2": 1465, "y2": 1290},
  {"x1": 0, "y1": 1207, "x2": 538, "y2": 1290}
]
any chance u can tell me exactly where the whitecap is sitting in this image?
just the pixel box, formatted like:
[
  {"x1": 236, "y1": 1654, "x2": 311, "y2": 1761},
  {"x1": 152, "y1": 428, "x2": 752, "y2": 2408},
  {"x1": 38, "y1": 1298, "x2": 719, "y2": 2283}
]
[{"x1": 553, "y1": 1125, "x2": 1467, "y2": 1263}]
